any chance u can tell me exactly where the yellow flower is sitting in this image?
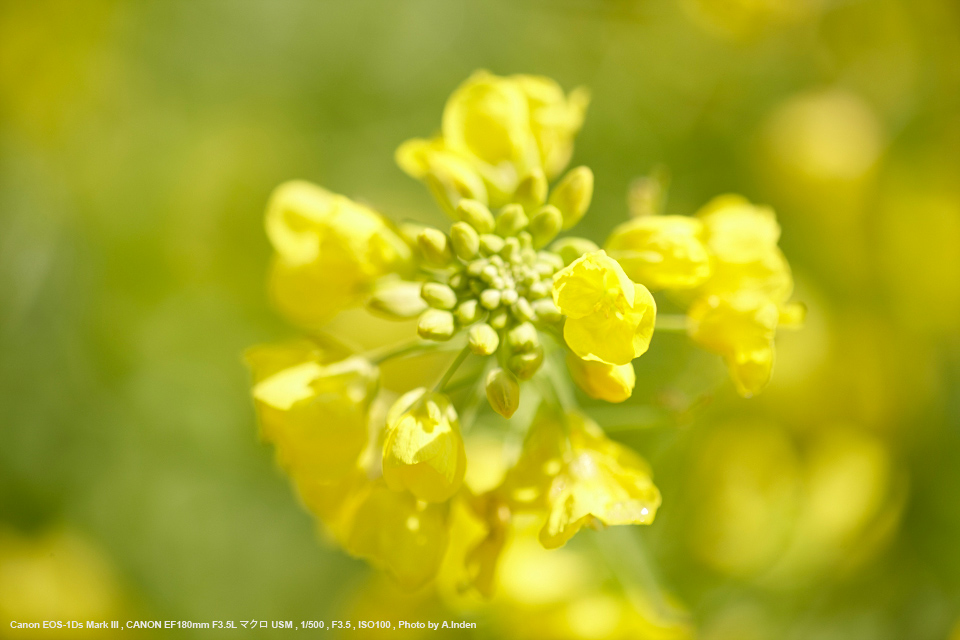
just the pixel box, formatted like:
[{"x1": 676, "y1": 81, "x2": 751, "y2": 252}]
[
  {"x1": 604, "y1": 215, "x2": 712, "y2": 290},
  {"x1": 398, "y1": 71, "x2": 588, "y2": 209},
  {"x1": 503, "y1": 407, "x2": 660, "y2": 549},
  {"x1": 696, "y1": 194, "x2": 793, "y2": 303},
  {"x1": 512, "y1": 74, "x2": 590, "y2": 180},
  {"x1": 251, "y1": 354, "x2": 379, "y2": 484},
  {"x1": 265, "y1": 180, "x2": 412, "y2": 326},
  {"x1": 341, "y1": 480, "x2": 450, "y2": 589},
  {"x1": 687, "y1": 292, "x2": 780, "y2": 397},
  {"x1": 382, "y1": 388, "x2": 467, "y2": 503},
  {"x1": 553, "y1": 251, "x2": 657, "y2": 365},
  {"x1": 566, "y1": 354, "x2": 636, "y2": 403}
]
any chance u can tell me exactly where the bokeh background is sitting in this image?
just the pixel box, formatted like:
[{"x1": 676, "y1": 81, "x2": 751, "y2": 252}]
[{"x1": 2, "y1": 0, "x2": 959, "y2": 638}]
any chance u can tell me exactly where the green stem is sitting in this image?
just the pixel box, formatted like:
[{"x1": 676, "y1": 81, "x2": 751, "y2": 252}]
[
  {"x1": 434, "y1": 345, "x2": 472, "y2": 392},
  {"x1": 367, "y1": 340, "x2": 436, "y2": 365},
  {"x1": 655, "y1": 314, "x2": 688, "y2": 332}
]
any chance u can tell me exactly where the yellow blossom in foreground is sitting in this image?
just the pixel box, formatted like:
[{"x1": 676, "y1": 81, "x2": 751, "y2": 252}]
[
  {"x1": 265, "y1": 180, "x2": 412, "y2": 326},
  {"x1": 553, "y1": 251, "x2": 657, "y2": 365},
  {"x1": 252, "y1": 354, "x2": 379, "y2": 483},
  {"x1": 604, "y1": 215, "x2": 712, "y2": 289},
  {"x1": 566, "y1": 354, "x2": 636, "y2": 403},
  {"x1": 383, "y1": 388, "x2": 467, "y2": 503},
  {"x1": 503, "y1": 407, "x2": 661, "y2": 549}
]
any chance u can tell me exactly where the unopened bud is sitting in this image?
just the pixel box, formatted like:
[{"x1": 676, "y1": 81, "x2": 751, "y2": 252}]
[
  {"x1": 468, "y1": 323, "x2": 500, "y2": 356},
  {"x1": 489, "y1": 308, "x2": 508, "y2": 329},
  {"x1": 549, "y1": 166, "x2": 594, "y2": 230},
  {"x1": 479, "y1": 234, "x2": 505, "y2": 256},
  {"x1": 418, "y1": 228, "x2": 453, "y2": 266},
  {"x1": 450, "y1": 222, "x2": 480, "y2": 261},
  {"x1": 421, "y1": 282, "x2": 457, "y2": 310},
  {"x1": 480, "y1": 289, "x2": 502, "y2": 310},
  {"x1": 486, "y1": 368, "x2": 520, "y2": 418},
  {"x1": 457, "y1": 199, "x2": 496, "y2": 234},
  {"x1": 528, "y1": 205, "x2": 563, "y2": 248},
  {"x1": 367, "y1": 280, "x2": 428, "y2": 319},
  {"x1": 496, "y1": 204, "x2": 529, "y2": 237},
  {"x1": 507, "y1": 322, "x2": 539, "y2": 353},
  {"x1": 531, "y1": 298, "x2": 562, "y2": 323},
  {"x1": 514, "y1": 168, "x2": 548, "y2": 211},
  {"x1": 512, "y1": 297, "x2": 536, "y2": 322},
  {"x1": 455, "y1": 299, "x2": 480, "y2": 325},
  {"x1": 417, "y1": 309, "x2": 455, "y2": 341},
  {"x1": 508, "y1": 346, "x2": 544, "y2": 381}
]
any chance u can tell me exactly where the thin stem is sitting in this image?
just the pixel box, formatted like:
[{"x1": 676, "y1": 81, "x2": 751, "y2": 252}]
[
  {"x1": 434, "y1": 345, "x2": 472, "y2": 393},
  {"x1": 655, "y1": 314, "x2": 688, "y2": 332},
  {"x1": 367, "y1": 340, "x2": 436, "y2": 365}
]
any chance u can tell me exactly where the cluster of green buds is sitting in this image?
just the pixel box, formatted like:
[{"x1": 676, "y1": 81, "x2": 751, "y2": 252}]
[{"x1": 368, "y1": 167, "x2": 593, "y2": 418}]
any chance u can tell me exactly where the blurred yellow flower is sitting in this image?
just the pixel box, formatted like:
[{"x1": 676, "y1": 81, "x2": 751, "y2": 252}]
[
  {"x1": 553, "y1": 251, "x2": 657, "y2": 365},
  {"x1": 605, "y1": 215, "x2": 712, "y2": 290},
  {"x1": 265, "y1": 180, "x2": 412, "y2": 326},
  {"x1": 251, "y1": 353, "x2": 379, "y2": 484},
  {"x1": 566, "y1": 354, "x2": 636, "y2": 403},
  {"x1": 383, "y1": 388, "x2": 467, "y2": 503}
]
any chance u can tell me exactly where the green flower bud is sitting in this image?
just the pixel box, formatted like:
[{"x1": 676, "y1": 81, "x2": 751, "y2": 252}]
[
  {"x1": 457, "y1": 199, "x2": 496, "y2": 234},
  {"x1": 512, "y1": 297, "x2": 536, "y2": 322},
  {"x1": 528, "y1": 204, "x2": 563, "y2": 249},
  {"x1": 496, "y1": 204, "x2": 529, "y2": 237},
  {"x1": 418, "y1": 228, "x2": 453, "y2": 266},
  {"x1": 489, "y1": 308, "x2": 508, "y2": 329},
  {"x1": 480, "y1": 289, "x2": 502, "y2": 310},
  {"x1": 450, "y1": 222, "x2": 480, "y2": 261},
  {"x1": 421, "y1": 282, "x2": 458, "y2": 310},
  {"x1": 508, "y1": 346, "x2": 544, "y2": 381},
  {"x1": 514, "y1": 168, "x2": 548, "y2": 211},
  {"x1": 479, "y1": 234, "x2": 506, "y2": 256},
  {"x1": 468, "y1": 323, "x2": 500, "y2": 356},
  {"x1": 531, "y1": 298, "x2": 562, "y2": 323},
  {"x1": 507, "y1": 322, "x2": 539, "y2": 353},
  {"x1": 417, "y1": 309, "x2": 455, "y2": 341},
  {"x1": 367, "y1": 280, "x2": 429, "y2": 319},
  {"x1": 549, "y1": 166, "x2": 594, "y2": 230},
  {"x1": 486, "y1": 367, "x2": 520, "y2": 418},
  {"x1": 550, "y1": 237, "x2": 599, "y2": 266},
  {"x1": 455, "y1": 299, "x2": 480, "y2": 325}
]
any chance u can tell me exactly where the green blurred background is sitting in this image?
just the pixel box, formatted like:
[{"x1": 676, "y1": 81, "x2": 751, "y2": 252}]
[{"x1": 1, "y1": 0, "x2": 959, "y2": 637}]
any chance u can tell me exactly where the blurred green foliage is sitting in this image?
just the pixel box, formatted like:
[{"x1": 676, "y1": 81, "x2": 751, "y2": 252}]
[{"x1": 1, "y1": 0, "x2": 959, "y2": 638}]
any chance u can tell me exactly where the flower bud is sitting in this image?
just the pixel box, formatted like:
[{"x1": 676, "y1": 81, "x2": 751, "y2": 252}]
[
  {"x1": 468, "y1": 323, "x2": 500, "y2": 356},
  {"x1": 489, "y1": 308, "x2": 508, "y2": 329},
  {"x1": 421, "y1": 282, "x2": 458, "y2": 310},
  {"x1": 549, "y1": 166, "x2": 594, "y2": 229},
  {"x1": 479, "y1": 234, "x2": 506, "y2": 256},
  {"x1": 531, "y1": 298, "x2": 562, "y2": 323},
  {"x1": 514, "y1": 168, "x2": 548, "y2": 211},
  {"x1": 507, "y1": 322, "x2": 539, "y2": 353},
  {"x1": 496, "y1": 204, "x2": 529, "y2": 237},
  {"x1": 455, "y1": 299, "x2": 481, "y2": 325},
  {"x1": 367, "y1": 280, "x2": 429, "y2": 319},
  {"x1": 418, "y1": 228, "x2": 453, "y2": 266},
  {"x1": 528, "y1": 204, "x2": 563, "y2": 249},
  {"x1": 480, "y1": 289, "x2": 502, "y2": 310},
  {"x1": 417, "y1": 309, "x2": 455, "y2": 341},
  {"x1": 550, "y1": 237, "x2": 599, "y2": 266},
  {"x1": 566, "y1": 354, "x2": 635, "y2": 403},
  {"x1": 457, "y1": 198, "x2": 496, "y2": 234},
  {"x1": 512, "y1": 297, "x2": 536, "y2": 322},
  {"x1": 508, "y1": 346, "x2": 544, "y2": 380},
  {"x1": 486, "y1": 368, "x2": 520, "y2": 418},
  {"x1": 450, "y1": 221, "x2": 480, "y2": 260}
]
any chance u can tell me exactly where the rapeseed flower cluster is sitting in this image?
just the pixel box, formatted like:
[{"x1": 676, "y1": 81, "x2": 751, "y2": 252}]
[{"x1": 247, "y1": 71, "x2": 801, "y2": 591}]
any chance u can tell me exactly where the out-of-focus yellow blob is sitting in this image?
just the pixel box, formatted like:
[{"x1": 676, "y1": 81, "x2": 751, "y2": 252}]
[
  {"x1": 566, "y1": 354, "x2": 636, "y2": 403},
  {"x1": 604, "y1": 215, "x2": 712, "y2": 290},
  {"x1": 687, "y1": 292, "x2": 780, "y2": 397},
  {"x1": 265, "y1": 180, "x2": 412, "y2": 327},
  {"x1": 251, "y1": 353, "x2": 379, "y2": 484},
  {"x1": 382, "y1": 388, "x2": 467, "y2": 503},
  {"x1": 553, "y1": 251, "x2": 657, "y2": 366},
  {"x1": 682, "y1": 0, "x2": 823, "y2": 40},
  {"x1": 0, "y1": 529, "x2": 123, "y2": 638}
]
